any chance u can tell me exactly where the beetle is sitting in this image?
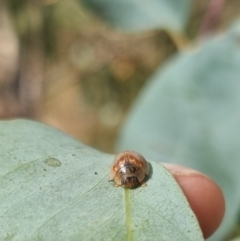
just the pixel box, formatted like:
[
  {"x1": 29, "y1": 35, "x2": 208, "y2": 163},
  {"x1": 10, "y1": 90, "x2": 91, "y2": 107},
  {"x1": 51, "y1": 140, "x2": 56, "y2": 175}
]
[{"x1": 110, "y1": 151, "x2": 150, "y2": 189}]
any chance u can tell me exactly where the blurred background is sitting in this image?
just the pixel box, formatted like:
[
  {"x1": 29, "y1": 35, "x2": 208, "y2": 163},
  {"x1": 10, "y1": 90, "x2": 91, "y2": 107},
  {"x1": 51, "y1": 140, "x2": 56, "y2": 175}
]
[{"x1": 0, "y1": 0, "x2": 239, "y2": 154}]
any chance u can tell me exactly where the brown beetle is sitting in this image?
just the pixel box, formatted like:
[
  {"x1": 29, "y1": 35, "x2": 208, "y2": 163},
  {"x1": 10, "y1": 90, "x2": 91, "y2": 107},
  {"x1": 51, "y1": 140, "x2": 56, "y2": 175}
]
[{"x1": 110, "y1": 151, "x2": 150, "y2": 189}]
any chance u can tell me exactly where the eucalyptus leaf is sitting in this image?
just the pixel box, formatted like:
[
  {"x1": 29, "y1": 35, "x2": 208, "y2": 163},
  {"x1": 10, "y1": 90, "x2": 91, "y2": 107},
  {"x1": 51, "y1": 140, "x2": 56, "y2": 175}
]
[
  {"x1": 0, "y1": 120, "x2": 203, "y2": 241},
  {"x1": 116, "y1": 22, "x2": 240, "y2": 240},
  {"x1": 81, "y1": 0, "x2": 193, "y2": 32}
]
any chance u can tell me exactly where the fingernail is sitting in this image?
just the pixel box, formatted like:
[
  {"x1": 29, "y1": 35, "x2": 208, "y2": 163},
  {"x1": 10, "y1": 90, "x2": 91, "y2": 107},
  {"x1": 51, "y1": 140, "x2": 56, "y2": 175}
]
[{"x1": 162, "y1": 163, "x2": 206, "y2": 177}]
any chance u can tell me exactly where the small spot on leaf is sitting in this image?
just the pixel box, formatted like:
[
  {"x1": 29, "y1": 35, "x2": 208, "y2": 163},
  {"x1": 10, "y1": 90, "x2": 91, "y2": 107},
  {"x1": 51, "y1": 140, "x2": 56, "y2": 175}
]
[{"x1": 44, "y1": 158, "x2": 62, "y2": 167}]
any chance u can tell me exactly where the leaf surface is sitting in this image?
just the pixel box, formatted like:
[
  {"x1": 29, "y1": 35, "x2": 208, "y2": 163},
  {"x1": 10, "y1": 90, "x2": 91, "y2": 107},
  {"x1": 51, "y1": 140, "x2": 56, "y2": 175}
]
[
  {"x1": 0, "y1": 120, "x2": 203, "y2": 241},
  {"x1": 82, "y1": 0, "x2": 193, "y2": 32}
]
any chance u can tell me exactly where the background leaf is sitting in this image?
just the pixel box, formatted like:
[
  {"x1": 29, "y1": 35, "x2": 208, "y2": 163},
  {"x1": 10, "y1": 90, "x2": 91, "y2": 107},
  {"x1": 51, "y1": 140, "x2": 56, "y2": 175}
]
[
  {"x1": 230, "y1": 238, "x2": 240, "y2": 241},
  {"x1": 81, "y1": 0, "x2": 193, "y2": 32},
  {"x1": 116, "y1": 22, "x2": 240, "y2": 241},
  {"x1": 0, "y1": 120, "x2": 203, "y2": 241}
]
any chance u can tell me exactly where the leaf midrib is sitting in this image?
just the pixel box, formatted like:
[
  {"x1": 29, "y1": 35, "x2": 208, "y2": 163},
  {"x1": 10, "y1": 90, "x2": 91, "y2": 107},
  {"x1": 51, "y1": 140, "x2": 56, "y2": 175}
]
[{"x1": 125, "y1": 189, "x2": 133, "y2": 241}]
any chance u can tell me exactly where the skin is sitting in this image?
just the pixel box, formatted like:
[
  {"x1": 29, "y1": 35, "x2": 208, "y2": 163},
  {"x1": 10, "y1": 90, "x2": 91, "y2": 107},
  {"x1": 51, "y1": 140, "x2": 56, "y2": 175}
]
[{"x1": 163, "y1": 163, "x2": 225, "y2": 239}]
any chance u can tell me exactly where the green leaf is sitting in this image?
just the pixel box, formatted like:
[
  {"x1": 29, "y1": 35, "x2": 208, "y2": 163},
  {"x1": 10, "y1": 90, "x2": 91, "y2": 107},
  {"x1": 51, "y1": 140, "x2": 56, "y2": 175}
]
[
  {"x1": 116, "y1": 22, "x2": 240, "y2": 241},
  {"x1": 81, "y1": 0, "x2": 193, "y2": 32},
  {"x1": 0, "y1": 120, "x2": 203, "y2": 241}
]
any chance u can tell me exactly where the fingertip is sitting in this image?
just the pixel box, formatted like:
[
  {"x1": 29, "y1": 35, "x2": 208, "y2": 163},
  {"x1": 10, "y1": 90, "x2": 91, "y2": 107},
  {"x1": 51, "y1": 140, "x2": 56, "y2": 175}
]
[{"x1": 163, "y1": 163, "x2": 225, "y2": 239}]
